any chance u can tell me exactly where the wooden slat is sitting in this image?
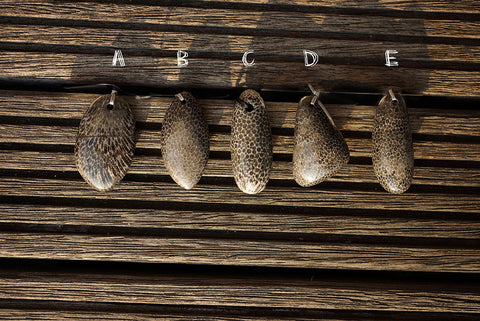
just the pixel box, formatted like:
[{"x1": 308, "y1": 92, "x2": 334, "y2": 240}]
[
  {"x1": 0, "y1": 270, "x2": 479, "y2": 311},
  {"x1": 0, "y1": 311, "x2": 322, "y2": 321},
  {"x1": 196, "y1": 0, "x2": 480, "y2": 14},
  {"x1": 1, "y1": 177, "x2": 479, "y2": 213},
  {"x1": 2, "y1": 25, "x2": 479, "y2": 63},
  {"x1": 4, "y1": 231, "x2": 478, "y2": 272},
  {"x1": 2, "y1": 150, "x2": 479, "y2": 187},
  {"x1": 1, "y1": 91, "x2": 480, "y2": 135},
  {"x1": 2, "y1": 124, "x2": 478, "y2": 162},
  {"x1": 1, "y1": 203, "x2": 479, "y2": 239},
  {"x1": 1, "y1": 1, "x2": 479, "y2": 39},
  {"x1": 1, "y1": 52, "x2": 478, "y2": 96}
]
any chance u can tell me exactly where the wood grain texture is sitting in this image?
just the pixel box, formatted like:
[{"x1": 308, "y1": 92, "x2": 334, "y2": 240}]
[
  {"x1": 2, "y1": 25, "x2": 480, "y2": 63},
  {"x1": 0, "y1": 52, "x2": 478, "y2": 96},
  {"x1": 0, "y1": 203, "x2": 479, "y2": 238},
  {"x1": 0, "y1": 310, "x2": 326, "y2": 321},
  {"x1": 195, "y1": 0, "x2": 480, "y2": 14},
  {"x1": 1, "y1": 177, "x2": 479, "y2": 213},
  {"x1": 1, "y1": 91, "x2": 480, "y2": 135},
  {"x1": 2, "y1": 123, "x2": 478, "y2": 162},
  {"x1": 1, "y1": 270, "x2": 480, "y2": 311},
  {"x1": 2, "y1": 150, "x2": 480, "y2": 187},
  {"x1": 1, "y1": 1, "x2": 479, "y2": 39}
]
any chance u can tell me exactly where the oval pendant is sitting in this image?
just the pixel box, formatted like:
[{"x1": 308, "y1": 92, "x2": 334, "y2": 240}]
[
  {"x1": 75, "y1": 90, "x2": 136, "y2": 191},
  {"x1": 293, "y1": 95, "x2": 349, "y2": 187},
  {"x1": 372, "y1": 89, "x2": 414, "y2": 193},
  {"x1": 231, "y1": 89, "x2": 273, "y2": 194},
  {"x1": 161, "y1": 92, "x2": 210, "y2": 189}
]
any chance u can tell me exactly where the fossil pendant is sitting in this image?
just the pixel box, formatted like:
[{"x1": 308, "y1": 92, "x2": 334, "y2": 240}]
[
  {"x1": 372, "y1": 89, "x2": 414, "y2": 194},
  {"x1": 293, "y1": 92, "x2": 349, "y2": 187},
  {"x1": 75, "y1": 90, "x2": 136, "y2": 191},
  {"x1": 231, "y1": 89, "x2": 272, "y2": 194},
  {"x1": 161, "y1": 92, "x2": 210, "y2": 189}
]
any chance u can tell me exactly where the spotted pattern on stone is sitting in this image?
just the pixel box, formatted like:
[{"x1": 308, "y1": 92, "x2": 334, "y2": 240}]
[
  {"x1": 161, "y1": 91, "x2": 210, "y2": 190},
  {"x1": 293, "y1": 96, "x2": 350, "y2": 187},
  {"x1": 231, "y1": 89, "x2": 272, "y2": 194},
  {"x1": 372, "y1": 90, "x2": 414, "y2": 194},
  {"x1": 75, "y1": 94, "x2": 135, "y2": 191}
]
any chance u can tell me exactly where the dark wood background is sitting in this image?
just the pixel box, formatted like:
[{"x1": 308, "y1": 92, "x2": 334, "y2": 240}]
[{"x1": 0, "y1": 0, "x2": 479, "y2": 320}]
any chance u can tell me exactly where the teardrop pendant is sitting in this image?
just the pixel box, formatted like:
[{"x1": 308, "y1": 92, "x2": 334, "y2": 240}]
[
  {"x1": 161, "y1": 92, "x2": 210, "y2": 189},
  {"x1": 372, "y1": 89, "x2": 414, "y2": 193},
  {"x1": 293, "y1": 86, "x2": 349, "y2": 187},
  {"x1": 231, "y1": 89, "x2": 272, "y2": 194},
  {"x1": 75, "y1": 89, "x2": 136, "y2": 191}
]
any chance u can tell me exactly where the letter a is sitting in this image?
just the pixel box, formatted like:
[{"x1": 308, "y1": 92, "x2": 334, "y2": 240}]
[
  {"x1": 303, "y1": 50, "x2": 319, "y2": 67},
  {"x1": 177, "y1": 50, "x2": 189, "y2": 67},
  {"x1": 112, "y1": 49, "x2": 125, "y2": 67}
]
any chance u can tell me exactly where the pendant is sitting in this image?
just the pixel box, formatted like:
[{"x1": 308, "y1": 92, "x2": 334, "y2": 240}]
[
  {"x1": 372, "y1": 89, "x2": 414, "y2": 193},
  {"x1": 161, "y1": 92, "x2": 210, "y2": 189},
  {"x1": 231, "y1": 89, "x2": 273, "y2": 194},
  {"x1": 293, "y1": 85, "x2": 349, "y2": 187},
  {"x1": 75, "y1": 89, "x2": 136, "y2": 191}
]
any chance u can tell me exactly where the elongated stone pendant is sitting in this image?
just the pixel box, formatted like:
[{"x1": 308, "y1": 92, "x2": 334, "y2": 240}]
[
  {"x1": 372, "y1": 89, "x2": 414, "y2": 193},
  {"x1": 161, "y1": 92, "x2": 210, "y2": 189},
  {"x1": 293, "y1": 88, "x2": 349, "y2": 187},
  {"x1": 75, "y1": 90, "x2": 136, "y2": 191},
  {"x1": 231, "y1": 89, "x2": 272, "y2": 194}
]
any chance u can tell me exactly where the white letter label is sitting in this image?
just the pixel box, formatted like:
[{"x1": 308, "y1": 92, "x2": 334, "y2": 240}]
[
  {"x1": 112, "y1": 49, "x2": 125, "y2": 67},
  {"x1": 242, "y1": 50, "x2": 255, "y2": 67},
  {"x1": 385, "y1": 50, "x2": 399, "y2": 67},
  {"x1": 177, "y1": 50, "x2": 189, "y2": 67},
  {"x1": 303, "y1": 50, "x2": 319, "y2": 67}
]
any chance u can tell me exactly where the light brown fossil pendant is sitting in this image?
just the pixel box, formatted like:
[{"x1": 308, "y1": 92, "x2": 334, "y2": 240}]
[
  {"x1": 293, "y1": 87, "x2": 349, "y2": 187},
  {"x1": 231, "y1": 89, "x2": 272, "y2": 194},
  {"x1": 75, "y1": 90, "x2": 136, "y2": 191},
  {"x1": 372, "y1": 89, "x2": 414, "y2": 194},
  {"x1": 161, "y1": 92, "x2": 210, "y2": 189}
]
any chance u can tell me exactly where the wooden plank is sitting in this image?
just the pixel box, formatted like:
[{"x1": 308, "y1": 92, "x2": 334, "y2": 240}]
[
  {"x1": 2, "y1": 25, "x2": 479, "y2": 63},
  {"x1": 2, "y1": 124, "x2": 479, "y2": 162},
  {"x1": 1, "y1": 91, "x2": 479, "y2": 135},
  {"x1": 1, "y1": 52, "x2": 478, "y2": 96},
  {"x1": 0, "y1": 232, "x2": 479, "y2": 272},
  {"x1": 1, "y1": 1, "x2": 479, "y2": 39},
  {"x1": 195, "y1": 0, "x2": 480, "y2": 14},
  {"x1": 0, "y1": 310, "x2": 323, "y2": 321},
  {"x1": 1, "y1": 203, "x2": 479, "y2": 239},
  {"x1": 2, "y1": 150, "x2": 480, "y2": 187},
  {"x1": 0, "y1": 177, "x2": 479, "y2": 213},
  {"x1": 1, "y1": 270, "x2": 480, "y2": 311}
]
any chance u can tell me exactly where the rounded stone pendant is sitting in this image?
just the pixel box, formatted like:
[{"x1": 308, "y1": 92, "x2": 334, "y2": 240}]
[{"x1": 75, "y1": 90, "x2": 136, "y2": 191}]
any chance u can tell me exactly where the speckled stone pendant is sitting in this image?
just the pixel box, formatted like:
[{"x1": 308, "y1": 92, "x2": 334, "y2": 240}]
[
  {"x1": 75, "y1": 89, "x2": 136, "y2": 191},
  {"x1": 293, "y1": 86, "x2": 349, "y2": 187},
  {"x1": 161, "y1": 92, "x2": 210, "y2": 189},
  {"x1": 372, "y1": 89, "x2": 414, "y2": 194},
  {"x1": 231, "y1": 89, "x2": 272, "y2": 194}
]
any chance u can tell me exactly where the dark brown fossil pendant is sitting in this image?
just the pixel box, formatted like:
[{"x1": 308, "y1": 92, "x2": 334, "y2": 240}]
[
  {"x1": 372, "y1": 89, "x2": 414, "y2": 194},
  {"x1": 75, "y1": 90, "x2": 136, "y2": 191},
  {"x1": 231, "y1": 89, "x2": 273, "y2": 194},
  {"x1": 161, "y1": 92, "x2": 210, "y2": 189},
  {"x1": 293, "y1": 88, "x2": 349, "y2": 187}
]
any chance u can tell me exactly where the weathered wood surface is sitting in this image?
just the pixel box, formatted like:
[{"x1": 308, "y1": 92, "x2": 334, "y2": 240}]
[
  {"x1": 0, "y1": 0, "x2": 479, "y2": 95},
  {"x1": 1, "y1": 0, "x2": 479, "y2": 320}
]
